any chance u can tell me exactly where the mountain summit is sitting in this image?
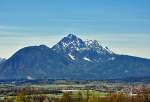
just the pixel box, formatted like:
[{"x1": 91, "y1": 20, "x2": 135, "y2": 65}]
[
  {"x1": 52, "y1": 34, "x2": 114, "y2": 62},
  {"x1": 0, "y1": 34, "x2": 150, "y2": 80},
  {"x1": 52, "y1": 34, "x2": 86, "y2": 54}
]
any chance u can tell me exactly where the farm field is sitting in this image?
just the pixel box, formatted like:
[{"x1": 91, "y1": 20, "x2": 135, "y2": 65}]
[{"x1": 0, "y1": 80, "x2": 150, "y2": 102}]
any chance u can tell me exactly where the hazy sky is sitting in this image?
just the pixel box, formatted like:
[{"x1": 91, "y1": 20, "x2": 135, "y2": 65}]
[{"x1": 0, "y1": 0, "x2": 150, "y2": 58}]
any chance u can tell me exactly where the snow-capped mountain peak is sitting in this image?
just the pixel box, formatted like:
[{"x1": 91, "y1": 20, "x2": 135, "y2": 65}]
[
  {"x1": 67, "y1": 34, "x2": 77, "y2": 39},
  {"x1": 52, "y1": 34, "x2": 114, "y2": 62},
  {"x1": 52, "y1": 34, "x2": 86, "y2": 54}
]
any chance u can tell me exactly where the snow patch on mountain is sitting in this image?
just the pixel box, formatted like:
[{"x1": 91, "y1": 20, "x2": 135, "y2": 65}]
[
  {"x1": 27, "y1": 76, "x2": 33, "y2": 80},
  {"x1": 83, "y1": 57, "x2": 91, "y2": 61},
  {"x1": 68, "y1": 54, "x2": 75, "y2": 60}
]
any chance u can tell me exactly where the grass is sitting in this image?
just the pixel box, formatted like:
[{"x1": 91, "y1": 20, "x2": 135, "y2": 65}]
[
  {"x1": 31, "y1": 84, "x2": 86, "y2": 88},
  {"x1": 74, "y1": 90, "x2": 108, "y2": 97},
  {"x1": 0, "y1": 84, "x2": 108, "y2": 101}
]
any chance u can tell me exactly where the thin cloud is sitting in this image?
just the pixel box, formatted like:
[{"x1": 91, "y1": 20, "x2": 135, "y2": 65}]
[{"x1": 0, "y1": 25, "x2": 29, "y2": 30}]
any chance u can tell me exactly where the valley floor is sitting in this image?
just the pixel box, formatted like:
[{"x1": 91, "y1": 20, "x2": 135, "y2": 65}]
[{"x1": 0, "y1": 80, "x2": 150, "y2": 102}]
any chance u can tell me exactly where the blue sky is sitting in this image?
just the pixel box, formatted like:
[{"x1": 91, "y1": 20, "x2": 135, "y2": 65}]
[{"x1": 0, "y1": 0, "x2": 150, "y2": 58}]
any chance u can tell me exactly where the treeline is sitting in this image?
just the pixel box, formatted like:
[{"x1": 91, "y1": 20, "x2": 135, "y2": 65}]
[{"x1": 2, "y1": 89, "x2": 150, "y2": 102}]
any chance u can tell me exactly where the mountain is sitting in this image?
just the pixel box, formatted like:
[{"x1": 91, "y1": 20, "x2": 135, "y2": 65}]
[
  {"x1": 0, "y1": 45, "x2": 71, "y2": 79},
  {"x1": 0, "y1": 34, "x2": 150, "y2": 80}
]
